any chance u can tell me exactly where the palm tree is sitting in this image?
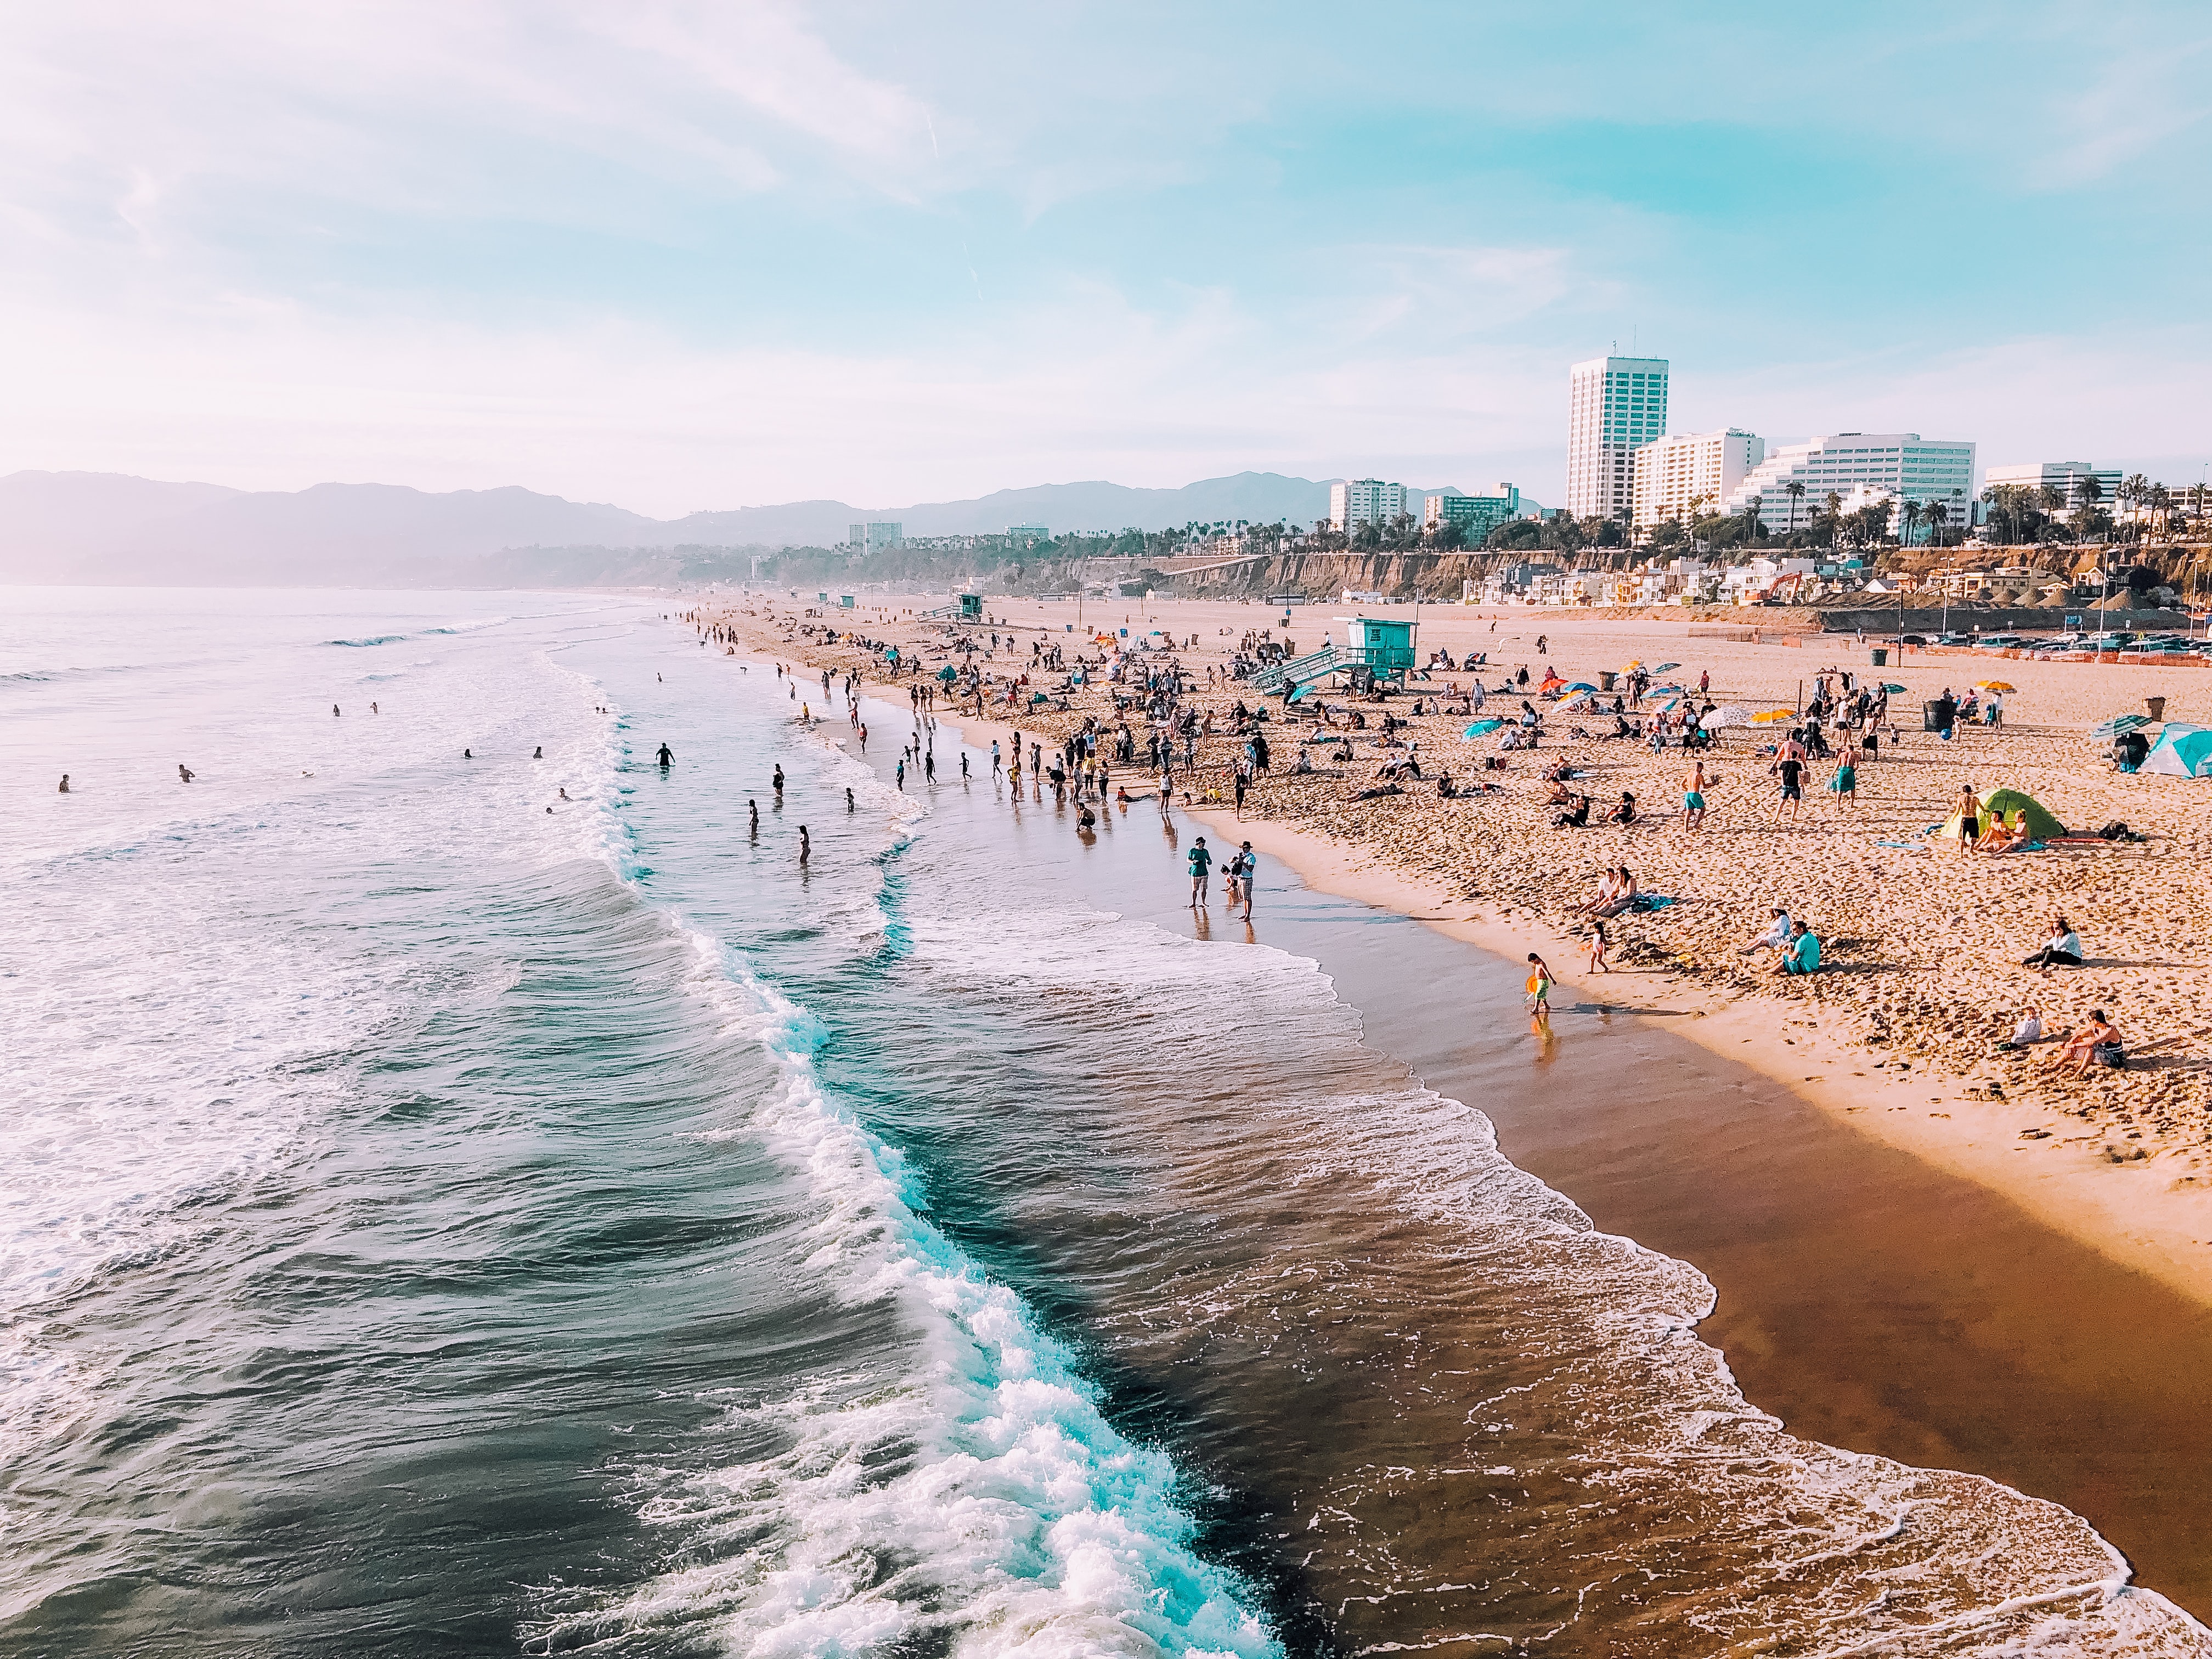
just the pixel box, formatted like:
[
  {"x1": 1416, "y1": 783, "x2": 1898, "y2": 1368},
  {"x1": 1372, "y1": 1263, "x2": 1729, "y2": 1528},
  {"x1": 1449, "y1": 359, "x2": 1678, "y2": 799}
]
[
  {"x1": 1899, "y1": 498, "x2": 1923, "y2": 548},
  {"x1": 1785, "y1": 479, "x2": 1805, "y2": 538},
  {"x1": 1924, "y1": 499, "x2": 1950, "y2": 548}
]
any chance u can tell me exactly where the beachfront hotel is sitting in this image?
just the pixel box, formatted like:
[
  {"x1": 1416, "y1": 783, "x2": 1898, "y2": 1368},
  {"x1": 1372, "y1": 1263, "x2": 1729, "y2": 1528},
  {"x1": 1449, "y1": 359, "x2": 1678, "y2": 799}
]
[
  {"x1": 847, "y1": 521, "x2": 905, "y2": 550},
  {"x1": 1566, "y1": 356, "x2": 1669, "y2": 521},
  {"x1": 1330, "y1": 478, "x2": 1408, "y2": 532},
  {"x1": 1630, "y1": 429, "x2": 1767, "y2": 532},
  {"x1": 1983, "y1": 461, "x2": 2122, "y2": 517},
  {"x1": 1424, "y1": 484, "x2": 1524, "y2": 544},
  {"x1": 1719, "y1": 433, "x2": 1976, "y2": 540}
]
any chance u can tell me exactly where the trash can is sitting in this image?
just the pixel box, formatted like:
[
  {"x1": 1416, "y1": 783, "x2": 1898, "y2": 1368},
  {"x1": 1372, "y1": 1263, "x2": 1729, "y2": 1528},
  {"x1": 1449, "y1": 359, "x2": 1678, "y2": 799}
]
[
  {"x1": 1870, "y1": 647, "x2": 1888, "y2": 667},
  {"x1": 2147, "y1": 696, "x2": 2168, "y2": 721},
  {"x1": 1922, "y1": 699, "x2": 1950, "y2": 732},
  {"x1": 1598, "y1": 670, "x2": 1618, "y2": 691}
]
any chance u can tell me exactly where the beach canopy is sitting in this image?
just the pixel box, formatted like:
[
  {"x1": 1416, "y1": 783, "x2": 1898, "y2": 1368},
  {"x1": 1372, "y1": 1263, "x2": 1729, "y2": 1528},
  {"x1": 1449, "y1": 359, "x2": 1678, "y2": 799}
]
[
  {"x1": 1565, "y1": 681, "x2": 1598, "y2": 692},
  {"x1": 1940, "y1": 787, "x2": 2068, "y2": 840},
  {"x1": 2092, "y1": 713, "x2": 2154, "y2": 740},
  {"x1": 1464, "y1": 718, "x2": 1504, "y2": 737},
  {"x1": 936, "y1": 664, "x2": 958, "y2": 681},
  {"x1": 1975, "y1": 680, "x2": 2017, "y2": 693},
  {"x1": 2143, "y1": 723, "x2": 2212, "y2": 778},
  {"x1": 1700, "y1": 703, "x2": 1755, "y2": 729}
]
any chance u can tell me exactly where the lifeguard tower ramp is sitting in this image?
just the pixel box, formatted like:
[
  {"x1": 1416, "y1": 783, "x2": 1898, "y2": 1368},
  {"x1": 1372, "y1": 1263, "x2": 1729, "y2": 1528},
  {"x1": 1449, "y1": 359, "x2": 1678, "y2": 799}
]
[{"x1": 1247, "y1": 615, "x2": 1417, "y2": 694}]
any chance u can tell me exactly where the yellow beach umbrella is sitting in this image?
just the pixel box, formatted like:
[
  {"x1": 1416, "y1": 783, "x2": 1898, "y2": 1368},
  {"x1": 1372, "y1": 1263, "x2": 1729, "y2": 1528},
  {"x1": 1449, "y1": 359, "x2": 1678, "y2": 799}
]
[
  {"x1": 1750, "y1": 708, "x2": 1798, "y2": 724},
  {"x1": 1975, "y1": 680, "x2": 2016, "y2": 693}
]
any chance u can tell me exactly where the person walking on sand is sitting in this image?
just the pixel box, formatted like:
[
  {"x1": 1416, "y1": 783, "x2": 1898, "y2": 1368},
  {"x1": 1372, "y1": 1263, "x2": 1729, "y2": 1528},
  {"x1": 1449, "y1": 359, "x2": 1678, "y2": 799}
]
[
  {"x1": 1826, "y1": 753, "x2": 1857, "y2": 814},
  {"x1": 1585, "y1": 921, "x2": 1610, "y2": 974},
  {"x1": 1952, "y1": 782, "x2": 1979, "y2": 852},
  {"x1": 1770, "y1": 748, "x2": 1805, "y2": 826},
  {"x1": 1187, "y1": 836, "x2": 1213, "y2": 909},
  {"x1": 1682, "y1": 759, "x2": 1711, "y2": 830}
]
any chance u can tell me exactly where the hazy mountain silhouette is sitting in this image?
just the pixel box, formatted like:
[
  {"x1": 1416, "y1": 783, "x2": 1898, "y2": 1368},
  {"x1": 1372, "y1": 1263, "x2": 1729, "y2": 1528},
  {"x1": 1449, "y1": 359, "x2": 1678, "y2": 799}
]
[{"x1": 0, "y1": 469, "x2": 1462, "y2": 585}]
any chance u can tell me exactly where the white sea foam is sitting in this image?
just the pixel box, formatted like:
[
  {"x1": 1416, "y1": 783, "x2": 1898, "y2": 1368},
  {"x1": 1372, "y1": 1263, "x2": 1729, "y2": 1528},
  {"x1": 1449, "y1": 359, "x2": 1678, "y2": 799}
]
[
  {"x1": 526, "y1": 905, "x2": 1282, "y2": 1657},
  {"x1": 893, "y1": 901, "x2": 2212, "y2": 1654}
]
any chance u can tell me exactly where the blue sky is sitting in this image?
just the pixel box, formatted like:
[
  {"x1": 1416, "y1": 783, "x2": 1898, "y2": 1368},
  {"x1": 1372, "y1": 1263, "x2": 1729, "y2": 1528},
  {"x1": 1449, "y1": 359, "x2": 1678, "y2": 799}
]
[{"x1": 2, "y1": 1, "x2": 2207, "y2": 515}]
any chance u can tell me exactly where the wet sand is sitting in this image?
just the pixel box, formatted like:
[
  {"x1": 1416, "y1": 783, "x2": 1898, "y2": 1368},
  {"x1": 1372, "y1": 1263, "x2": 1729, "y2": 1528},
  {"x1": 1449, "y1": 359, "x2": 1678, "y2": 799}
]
[
  {"x1": 1243, "y1": 879, "x2": 2212, "y2": 1620},
  {"x1": 748, "y1": 618, "x2": 2212, "y2": 1635}
]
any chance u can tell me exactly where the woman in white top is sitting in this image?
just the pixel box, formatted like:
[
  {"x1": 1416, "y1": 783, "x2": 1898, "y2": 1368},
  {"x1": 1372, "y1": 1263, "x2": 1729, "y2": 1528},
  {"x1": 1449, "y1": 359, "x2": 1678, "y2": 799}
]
[{"x1": 2022, "y1": 915, "x2": 2083, "y2": 970}]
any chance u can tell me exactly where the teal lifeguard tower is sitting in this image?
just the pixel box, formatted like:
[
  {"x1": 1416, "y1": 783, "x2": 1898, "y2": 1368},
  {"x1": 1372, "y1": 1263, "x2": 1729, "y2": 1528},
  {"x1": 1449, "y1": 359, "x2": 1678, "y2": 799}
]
[
  {"x1": 922, "y1": 594, "x2": 985, "y2": 623},
  {"x1": 1247, "y1": 613, "x2": 1418, "y2": 695}
]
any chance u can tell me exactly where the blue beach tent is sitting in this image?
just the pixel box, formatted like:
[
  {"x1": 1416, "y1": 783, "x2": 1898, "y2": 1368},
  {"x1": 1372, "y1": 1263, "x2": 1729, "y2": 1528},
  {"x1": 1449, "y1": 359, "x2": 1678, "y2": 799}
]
[{"x1": 2143, "y1": 723, "x2": 2212, "y2": 778}]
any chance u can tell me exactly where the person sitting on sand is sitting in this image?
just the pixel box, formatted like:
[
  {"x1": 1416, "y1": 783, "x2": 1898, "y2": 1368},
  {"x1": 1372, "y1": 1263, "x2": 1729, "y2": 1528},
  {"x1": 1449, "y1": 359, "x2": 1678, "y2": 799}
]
[
  {"x1": 1736, "y1": 906, "x2": 1791, "y2": 957},
  {"x1": 1544, "y1": 777, "x2": 1578, "y2": 806},
  {"x1": 2056, "y1": 1010, "x2": 2123, "y2": 1077},
  {"x1": 1775, "y1": 921, "x2": 1822, "y2": 975},
  {"x1": 2023, "y1": 915, "x2": 2083, "y2": 970},
  {"x1": 1974, "y1": 811, "x2": 2029, "y2": 854},
  {"x1": 1605, "y1": 791, "x2": 1637, "y2": 825},
  {"x1": 1554, "y1": 791, "x2": 1592, "y2": 828},
  {"x1": 1999, "y1": 1006, "x2": 2046, "y2": 1050}
]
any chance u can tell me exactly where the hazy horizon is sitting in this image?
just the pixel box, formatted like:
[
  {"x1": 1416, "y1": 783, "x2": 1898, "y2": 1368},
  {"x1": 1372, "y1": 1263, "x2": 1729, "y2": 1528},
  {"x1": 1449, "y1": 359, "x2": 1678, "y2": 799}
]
[{"x1": 4, "y1": 3, "x2": 2208, "y2": 515}]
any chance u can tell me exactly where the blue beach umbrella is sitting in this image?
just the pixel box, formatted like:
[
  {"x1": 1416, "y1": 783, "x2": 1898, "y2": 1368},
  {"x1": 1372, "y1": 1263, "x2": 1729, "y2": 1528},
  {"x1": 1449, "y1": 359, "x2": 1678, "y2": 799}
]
[
  {"x1": 1464, "y1": 718, "x2": 1504, "y2": 737},
  {"x1": 1565, "y1": 681, "x2": 1598, "y2": 693},
  {"x1": 2092, "y1": 712, "x2": 2154, "y2": 740}
]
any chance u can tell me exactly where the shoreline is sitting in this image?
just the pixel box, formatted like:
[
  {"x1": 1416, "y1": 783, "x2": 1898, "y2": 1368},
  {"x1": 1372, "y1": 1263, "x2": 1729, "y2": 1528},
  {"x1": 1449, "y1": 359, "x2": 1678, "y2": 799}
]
[
  {"x1": 723, "y1": 619, "x2": 2212, "y2": 1619},
  {"x1": 711, "y1": 595, "x2": 2212, "y2": 1314},
  {"x1": 1191, "y1": 805, "x2": 2212, "y2": 1311}
]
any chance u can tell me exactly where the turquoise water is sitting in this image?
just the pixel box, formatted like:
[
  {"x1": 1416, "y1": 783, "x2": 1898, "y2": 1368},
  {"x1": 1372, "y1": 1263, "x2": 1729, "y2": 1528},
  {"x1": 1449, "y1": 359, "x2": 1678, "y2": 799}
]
[{"x1": 2, "y1": 590, "x2": 2203, "y2": 1656}]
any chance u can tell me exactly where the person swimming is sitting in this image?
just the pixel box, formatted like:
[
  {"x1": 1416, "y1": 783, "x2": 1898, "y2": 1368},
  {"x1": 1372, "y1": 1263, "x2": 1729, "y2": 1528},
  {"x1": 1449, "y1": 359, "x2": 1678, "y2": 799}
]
[
  {"x1": 533, "y1": 746, "x2": 543, "y2": 759},
  {"x1": 58, "y1": 774, "x2": 69, "y2": 793},
  {"x1": 178, "y1": 764, "x2": 194, "y2": 783}
]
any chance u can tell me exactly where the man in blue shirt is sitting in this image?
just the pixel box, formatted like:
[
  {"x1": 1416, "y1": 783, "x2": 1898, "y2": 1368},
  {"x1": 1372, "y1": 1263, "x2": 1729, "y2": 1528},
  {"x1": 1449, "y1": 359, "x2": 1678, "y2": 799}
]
[{"x1": 1780, "y1": 922, "x2": 1822, "y2": 974}]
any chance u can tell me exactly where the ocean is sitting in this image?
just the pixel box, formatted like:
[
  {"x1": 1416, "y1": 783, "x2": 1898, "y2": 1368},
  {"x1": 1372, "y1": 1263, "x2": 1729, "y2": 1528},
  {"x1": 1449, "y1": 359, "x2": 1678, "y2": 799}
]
[{"x1": 2, "y1": 588, "x2": 2205, "y2": 1657}]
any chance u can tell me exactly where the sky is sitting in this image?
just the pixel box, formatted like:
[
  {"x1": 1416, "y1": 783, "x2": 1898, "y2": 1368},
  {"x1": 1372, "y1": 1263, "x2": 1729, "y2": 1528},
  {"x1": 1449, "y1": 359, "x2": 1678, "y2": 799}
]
[{"x1": 2, "y1": 0, "x2": 2208, "y2": 516}]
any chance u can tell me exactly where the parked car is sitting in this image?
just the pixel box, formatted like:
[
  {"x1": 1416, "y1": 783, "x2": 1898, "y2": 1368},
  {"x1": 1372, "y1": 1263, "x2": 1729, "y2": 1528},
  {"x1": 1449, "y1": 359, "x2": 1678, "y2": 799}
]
[
  {"x1": 1894, "y1": 634, "x2": 1929, "y2": 645},
  {"x1": 1972, "y1": 635, "x2": 2027, "y2": 649}
]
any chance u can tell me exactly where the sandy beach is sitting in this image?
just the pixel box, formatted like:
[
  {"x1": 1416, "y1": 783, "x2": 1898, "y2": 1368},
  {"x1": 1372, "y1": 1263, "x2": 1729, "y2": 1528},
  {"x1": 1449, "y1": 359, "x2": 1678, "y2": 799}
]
[{"x1": 708, "y1": 589, "x2": 2212, "y2": 1316}]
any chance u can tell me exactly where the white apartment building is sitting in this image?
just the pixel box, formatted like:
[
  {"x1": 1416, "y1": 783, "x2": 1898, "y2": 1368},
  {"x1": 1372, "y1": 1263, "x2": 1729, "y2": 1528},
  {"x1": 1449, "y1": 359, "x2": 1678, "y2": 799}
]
[
  {"x1": 1720, "y1": 433, "x2": 1976, "y2": 541},
  {"x1": 1566, "y1": 356, "x2": 1668, "y2": 521},
  {"x1": 1631, "y1": 428, "x2": 1765, "y2": 532},
  {"x1": 1982, "y1": 461, "x2": 2121, "y2": 517},
  {"x1": 1330, "y1": 478, "x2": 1407, "y2": 532},
  {"x1": 847, "y1": 521, "x2": 904, "y2": 550}
]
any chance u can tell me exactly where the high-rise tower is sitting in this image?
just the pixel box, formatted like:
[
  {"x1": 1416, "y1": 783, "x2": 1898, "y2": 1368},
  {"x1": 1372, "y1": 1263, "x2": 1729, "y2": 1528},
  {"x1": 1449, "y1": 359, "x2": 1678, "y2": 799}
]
[{"x1": 1567, "y1": 356, "x2": 1668, "y2": 522}]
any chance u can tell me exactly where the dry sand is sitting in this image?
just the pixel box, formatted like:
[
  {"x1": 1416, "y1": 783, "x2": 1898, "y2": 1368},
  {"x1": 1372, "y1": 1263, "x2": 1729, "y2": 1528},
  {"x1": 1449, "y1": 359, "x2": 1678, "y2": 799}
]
[{"x1": 704, "y1": 589, "x2": 2212, "y2": 1309}]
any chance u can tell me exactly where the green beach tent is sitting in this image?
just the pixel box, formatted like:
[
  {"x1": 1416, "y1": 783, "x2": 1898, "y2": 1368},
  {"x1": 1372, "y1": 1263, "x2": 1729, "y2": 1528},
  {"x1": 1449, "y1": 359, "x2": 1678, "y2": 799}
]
[{"x1": 1939, "y1": 787, "x2": 2067, "y2": 841}]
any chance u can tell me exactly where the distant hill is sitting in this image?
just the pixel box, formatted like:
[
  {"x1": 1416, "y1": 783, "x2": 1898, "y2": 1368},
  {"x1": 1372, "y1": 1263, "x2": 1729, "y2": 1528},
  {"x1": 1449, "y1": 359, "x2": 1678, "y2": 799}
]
[{"x1": 0, "y1": 469, "x2": 1506, "y2": 586}]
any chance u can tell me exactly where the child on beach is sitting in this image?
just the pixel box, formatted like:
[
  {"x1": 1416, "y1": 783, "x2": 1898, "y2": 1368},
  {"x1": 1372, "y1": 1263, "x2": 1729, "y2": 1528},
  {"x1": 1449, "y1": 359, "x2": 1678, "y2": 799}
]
[
  {"x1": 1525, "y1": 952, "x2": 1553, "y2": 1029},
  {"x1": 1585, "y1": 923, "x2": 1609, "y2": 974}
]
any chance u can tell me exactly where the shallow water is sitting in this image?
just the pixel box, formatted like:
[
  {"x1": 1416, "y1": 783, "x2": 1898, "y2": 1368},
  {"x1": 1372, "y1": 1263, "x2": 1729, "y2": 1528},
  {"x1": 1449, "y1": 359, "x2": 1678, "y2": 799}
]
[{"x1": 1, "y1": 590, "x2": 2204, "y2": 1656}]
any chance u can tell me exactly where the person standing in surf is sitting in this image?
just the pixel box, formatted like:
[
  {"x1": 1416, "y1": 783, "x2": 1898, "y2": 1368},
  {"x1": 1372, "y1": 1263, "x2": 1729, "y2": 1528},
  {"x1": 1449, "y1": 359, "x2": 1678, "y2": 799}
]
[
  {"x1": 656, "y1": 742, "x2": 674, "y2": 768},
  {"x1": 1187, "y1": 836, "x2": 1212, "y2": 909},
  {"x1": 1525, "y1": 952, "x2": 1553, "y2": 1031}
]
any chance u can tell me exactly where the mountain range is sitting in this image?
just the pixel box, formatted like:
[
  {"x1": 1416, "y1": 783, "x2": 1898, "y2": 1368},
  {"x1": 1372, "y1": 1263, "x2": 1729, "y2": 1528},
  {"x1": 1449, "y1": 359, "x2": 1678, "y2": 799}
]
[{"x1": 0, "y1": 469, "x2": 1485, "y2": 586}]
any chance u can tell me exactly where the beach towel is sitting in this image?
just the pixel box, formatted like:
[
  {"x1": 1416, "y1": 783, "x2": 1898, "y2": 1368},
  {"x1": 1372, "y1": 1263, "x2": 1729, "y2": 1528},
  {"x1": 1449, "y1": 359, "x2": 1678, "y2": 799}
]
[{"x1": 1629, "y1": 895, "x2": 1678, "y2": 912}]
